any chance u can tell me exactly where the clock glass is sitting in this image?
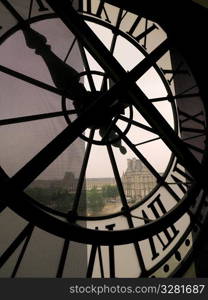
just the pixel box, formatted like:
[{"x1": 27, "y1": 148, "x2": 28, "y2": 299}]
[{"x1": 0, "y1": 0, "x2": 207, "y2": 278}]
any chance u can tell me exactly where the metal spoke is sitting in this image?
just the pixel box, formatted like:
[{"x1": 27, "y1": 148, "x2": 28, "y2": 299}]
[
  {"x1": 118, "y1": 115, "x2": 157, "y2": 134},
  {"x1": 130, "y1": 214, "x2": 154, "y2": 222},
  {"x1": 86, "y1": 226, "x2": 105, "y2": 278},
  {"x1": 28, "y1": 0, "x2": 34, "y2": 20},
  {"x1": 86, "y1": 244, "x2": 97, "y2": 278},
  {"x1": 134, "y1": 137, "x2": 161, "y2": 146},
  {"x1": 1, "y1": 0, "x2": 25, "y2": 24},
  {"x1": 150, "y1": 85, "x2": 198, "y2": 102},
  {"x1": 64, "y1": 37, "x2": 77, "y2": 63},
  {"x1": 114, "y1": 126, "x2": 162, "y2": 181},
  {"x1": 97, "y1": 245, "x2": 104, "y2": 278},
  {"x1": 110, "y1": 8, "x2": 124, "y2": 54},
  {"x1": 7, "y1": 111, "x2": 92, "y2": 191},
  {"x1": 78, "y1": 43, "x2": 96, "y2": 92},
  {"x1": 100, "y1": 8, "x2": 123, "y2": 90},
  {"x1": 46, "y1": 0, "x2": 169, "y2": 84},
  {"x1": 0, "y1": 109, "x2": 76, "y2": 126},
  {"x1": 0, "y1": 223, "x2": 34, "y2": 269},
  {"x1": 45, "y1": 1, "x2": 207, "y2": 189},
  {"x1": 106, "y1": 145, "x2": 147, "y2": 275},
  {"x1": 56, "y1": 239, "x2": 70, "y2": 278},
  {"x1": 107, "y1": 144, "x2": 129, "y2": 209},
  {"x1": 70, "y1": 129, "x2": 95, "y2": 215},
  {"x1": 0, "y1": 65, "x2": 70, "y2": 99},
  {"x1": 11, "y1": 225, "x2": 34, "y2": 278},
  {"x1": 150, "y1": 92, "x2": 199, "y2": 103}
]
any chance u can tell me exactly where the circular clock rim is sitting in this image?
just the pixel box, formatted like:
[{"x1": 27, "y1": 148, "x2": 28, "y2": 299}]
[
  {"x1": 0, "y1": 2, "x2": 208, "y2": 247},
  {"x1": 0, "y1": 13, "x2": 180, "y2": 221}
]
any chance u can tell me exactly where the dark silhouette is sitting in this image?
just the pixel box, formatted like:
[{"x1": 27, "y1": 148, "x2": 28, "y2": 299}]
[{"x1": 22, "y1": 27, "x2": 126, "y2": 154}]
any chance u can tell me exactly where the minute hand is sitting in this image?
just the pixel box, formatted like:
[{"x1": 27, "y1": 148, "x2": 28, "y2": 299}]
[{"x1": 45, "y1": 0, "x2": 207, "y2": 187}]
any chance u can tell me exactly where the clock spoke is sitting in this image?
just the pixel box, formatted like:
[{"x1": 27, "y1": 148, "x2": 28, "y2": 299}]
[
  {"x1": 45, "y1": 0, "x2": 208, "y2": 187},
  {"x1": 46, "y1": 0, "x2": 169, "y2": 84},
  {"x1": 130, "y1": 214, "x2": 154, "y2": 222},
  {"x1": 150, "y1": 85, "x2": 199, "y2": 102},
  {"x1": 0, "y1": 0, "x2": 207, "y2": 278},
  {"x1": 78, "y1": 43, "x2": 96, "y2": 92},
  {"x1": 11, "y1": 224, "x2": 35, "y2": 278},
  {"x1": 0, "y1": 223, "x2": 34, "y2": 271},
  {"x1": 106, "y1": 144, "x2": 129, "y2": 210},
  {"x1": 104, "y1": 147, "x2": 148, "y2": 275},
  {"x1": 0, "y1": 64, "x2": 70, "y2": 98},
  {"x1": 7, "y1": 112, "x2": 92, "y2": 192},
  {"x1": 134, "y1": 137, "x2": 161, "y2": 147},
  {"x1": 118, "y1": 115, "x2": 157, "y2": 134},
  {"x1": 1, "y1": 0, "x2": 25, "y2": 24},
  {"x1": 70, "y1": 129, "x2": 95, "y2": 215},
  {"x1": 56, "y1": 238, "x2": 70, "y2": 278},
  {"x1": 128, "y1": 85, "x2": 206, "y2": 187},
  {"x1": 87, "y1": 243, "x2": 98, "y2": 278},
  {"x1": 64, "y1": 37, "x2": 77, "y2": 63},
  {"x1": 28, "y1": 0, "x2": 34, "y2": 20},
  {"x1": 97, "y1": 244, "x2": 105, "y2": 278},
  {"x1": 150, "y1": 92, "x2": 199, "y2": 103},
  {"x1": 109, "y1": 8, "x2": 124, "y2": 55},
  {"x1": 99, "y1": 8, "x2": 123, "y2": 90},
  {"x1": 114, "y1": 126, "x2": 162, "y2": 181},
  {"x1": 0, "y1": 109, "x2": 76, "y2": 126}
]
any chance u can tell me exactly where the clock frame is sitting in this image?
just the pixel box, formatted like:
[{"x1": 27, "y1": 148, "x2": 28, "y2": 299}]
[{"x1": 0, "y1": 0, "x2": 208, "y2": 278}]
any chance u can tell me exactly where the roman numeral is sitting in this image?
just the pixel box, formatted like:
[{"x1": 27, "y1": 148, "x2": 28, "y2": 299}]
[
  {"x1": 169, "y1": 161, "x2": 193, "y2": 196},
  {"x1": 178, "y1": 110, "x2": 205, "y2": 155},
  {"x1": 105, "y1": 224, "x2": 115, "y2": 277},
  {"x1": 162, "y1": 61, "x2": 190, "y2": 84},
  {"x1": 78, "y1": 0, "x2": 111, "y2": 23},
  {"x1": 127, "y1": 15, "x2": 142, "y2": 36},
  {"x1": 139, "y1": 20, "x2": 158, "y2": 49},
  {"x1": 96, "y1": 0, "x2": 111, "y2": 22},
  {"x1": 127, "y1": 18, "x2": 158, "y2": 48},
  {"x1": 86, "y1": 224, "x2": 115, "y2": 278},
  {"x1": 77, "y1": 2, "x2": 158, "y2": 49},
  {"x1": 35, "y1": 0, "x2": 49, "y2": 11},
  {"x1": 141, "y1": 195, "x2": 179, "y2": 260},
  {"x1": 184, "y1": 142, "x2": 204, "y2": 154},
  {"x1": 179, "y1": 110, "x2": 205, "y2": 135}
]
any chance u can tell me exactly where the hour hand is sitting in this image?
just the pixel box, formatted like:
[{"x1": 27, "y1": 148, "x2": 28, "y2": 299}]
[
  {"x1": 22, "y1": 27, "x2": 88, "y2": 102},
  {"x1": 22, "y1": 27, "x2": 127, "y2": 154}
]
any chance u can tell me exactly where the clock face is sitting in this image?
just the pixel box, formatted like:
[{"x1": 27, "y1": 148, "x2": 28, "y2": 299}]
[{"x1": 0, "y1": 0, "x2": 208, "y2": 278}]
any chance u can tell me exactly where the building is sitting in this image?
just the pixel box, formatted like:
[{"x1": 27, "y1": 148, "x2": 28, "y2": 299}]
[
  {"x1": 29, "y1": 171, "x2": 78, "y2": 193},
  {"x1": 86, "y1": 177, "x2": 116, "y2": 191},
  {"x1": 122, "y1": 158, "x2": 156, "y2": 202}
]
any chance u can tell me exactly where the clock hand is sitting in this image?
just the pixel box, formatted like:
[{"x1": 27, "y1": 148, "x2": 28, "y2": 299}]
[
  {"x1": 22, "y1": 27, "x2": 87, "y2": 103},
  {"x1": 22, "y1": 27, "x2": 127, "y2": 154},
  {"x1": 46, "y1": 0, "x2": 207, "y2": 189},
  {"x1": 0, "y1": 0, "x2": 127, "y2": 153},
  {"x1": 1, "y1": 1, "x2": 203, "y2": 187},
  {"x1": 1, "y1": 0, "x2": 126, "y2": 154},
  {"x1": 1, "y1": 0, "x2": 87, "y2": 102}
]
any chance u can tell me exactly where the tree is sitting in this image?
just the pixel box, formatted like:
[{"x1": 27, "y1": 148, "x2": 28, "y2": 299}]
[
  {"x1": 102, "y1": 185, "x2": 118, "y2": 198},
  {"x1": 87, "y1": 187, "x2": 105, "y2": 213}
]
